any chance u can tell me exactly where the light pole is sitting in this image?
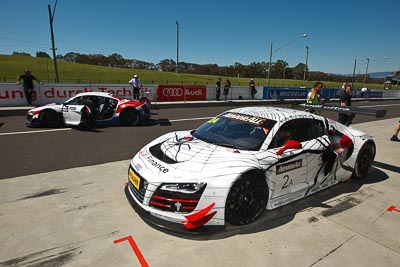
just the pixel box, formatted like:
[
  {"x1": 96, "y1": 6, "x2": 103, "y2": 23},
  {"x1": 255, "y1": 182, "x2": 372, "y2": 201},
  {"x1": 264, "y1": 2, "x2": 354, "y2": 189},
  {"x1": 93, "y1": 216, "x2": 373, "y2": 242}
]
[
  {"x1": 176, "y1": 21, "x2": 179, "y2": 74},
  {"x1": 303, "y1": 45, "x2": 309, "y2": 81},
  {"x1": 363, "y1": 58, "x2": 370, "y2": 85},
  {"x1": 267, "y1": 33, "x2": 308, "y2": 87},
  {"x1": 363, "y1": 56, "x2": 388, "y2": 85},
  {"x1": 48, "y1": 0, "x2": 59, "y2": 82}
]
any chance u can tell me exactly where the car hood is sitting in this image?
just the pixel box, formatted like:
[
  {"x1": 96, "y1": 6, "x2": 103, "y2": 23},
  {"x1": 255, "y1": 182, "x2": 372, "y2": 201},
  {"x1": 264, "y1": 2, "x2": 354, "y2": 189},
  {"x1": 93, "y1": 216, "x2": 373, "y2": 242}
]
[{"x1": 133, "y1": 131, "x2": 260, "y2": 183}]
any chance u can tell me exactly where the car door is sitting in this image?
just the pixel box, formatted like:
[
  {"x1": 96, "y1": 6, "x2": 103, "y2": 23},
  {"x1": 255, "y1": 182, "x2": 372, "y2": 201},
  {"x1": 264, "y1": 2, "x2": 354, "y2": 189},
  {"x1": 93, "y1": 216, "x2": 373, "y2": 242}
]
[
  {"x1": 62, "y1": 96, "x2": 86, "y2": 125},
  {"x1": 267, "y1": 119, "x2": 310, "y2": 201}
]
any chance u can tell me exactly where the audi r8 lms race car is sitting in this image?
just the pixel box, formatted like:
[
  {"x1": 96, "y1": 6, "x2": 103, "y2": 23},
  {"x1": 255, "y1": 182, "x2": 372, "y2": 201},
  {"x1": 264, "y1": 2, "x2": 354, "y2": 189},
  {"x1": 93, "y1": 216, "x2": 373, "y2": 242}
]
[
  {"x1": 125, "y1": 106, "x2": 376, "y2": 233},
  {"x1": 26, "y1": 92, "x2": 151, "y2": 127}
]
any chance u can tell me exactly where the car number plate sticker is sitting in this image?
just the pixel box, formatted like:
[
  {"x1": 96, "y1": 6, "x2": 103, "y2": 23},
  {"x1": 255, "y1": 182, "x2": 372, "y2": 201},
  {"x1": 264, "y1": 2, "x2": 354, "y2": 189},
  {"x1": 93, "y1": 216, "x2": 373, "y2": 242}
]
[{"x1": 129, "y1": 169, "x2": 141, "y2": 190}]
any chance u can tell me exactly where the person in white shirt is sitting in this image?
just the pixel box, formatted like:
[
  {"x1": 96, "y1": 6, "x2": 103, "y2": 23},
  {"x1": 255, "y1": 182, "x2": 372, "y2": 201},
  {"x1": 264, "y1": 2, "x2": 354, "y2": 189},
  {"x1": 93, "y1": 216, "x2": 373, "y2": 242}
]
[
  {"x1": 128, "y1": 74, "x2": 143, "y2": 100},
  {"x1": 361, "y1": 85, "x2": 368, "y2": 98}
]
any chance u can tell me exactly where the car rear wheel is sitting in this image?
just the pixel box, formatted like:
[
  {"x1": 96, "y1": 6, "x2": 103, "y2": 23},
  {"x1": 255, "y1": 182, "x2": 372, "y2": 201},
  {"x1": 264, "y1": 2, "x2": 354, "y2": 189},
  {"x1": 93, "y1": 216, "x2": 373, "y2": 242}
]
[
  {"x1": 353, "y1": 142, "x2": 375, "y2": 179},
  {"x1": 120, "y1": 108, "x2": 139, "y2": 126},
  {"x1": 225, "y1": 172, "x2": 268, "y2": 225},
  {"x1": 39, "y1": 109, "x2": 61, "y2": 127}
]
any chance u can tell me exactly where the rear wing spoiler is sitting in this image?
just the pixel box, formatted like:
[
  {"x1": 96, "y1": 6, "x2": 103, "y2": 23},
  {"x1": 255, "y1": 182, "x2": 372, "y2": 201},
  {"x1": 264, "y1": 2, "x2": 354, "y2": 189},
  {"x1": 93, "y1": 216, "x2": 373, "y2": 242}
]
[{"x1": 298, "y1": 103, "x2": 387, "y2": 118}]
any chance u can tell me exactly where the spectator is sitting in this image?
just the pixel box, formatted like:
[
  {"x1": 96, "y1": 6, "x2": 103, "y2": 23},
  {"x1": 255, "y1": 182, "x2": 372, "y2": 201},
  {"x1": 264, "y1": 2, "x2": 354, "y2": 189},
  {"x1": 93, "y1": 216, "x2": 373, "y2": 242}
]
[
  {"x1": 17, "y1": 69, "x2": 42, "y2": 106},
  {"x1": 216, "y1": 77, "x2": 221, "y2": 101},
  {"x1": 390, "y1": 120, "x2": 400, "y2": 142},
  {"x1": 128, "y1": 74, "x2": 143, "y2": 100},
  {"x1": 306, "y1": 81, "x2": 324, "y2": 114},
  {"x1": 338, "y1": 84, "x2": 355, "y2": 126},
  {"x1": 249, "y1": 78, "x2": 257, "y2": 99},
  {"x1": 223, "y1": 79, "x2": 231, "y2": 101},
  {"x1": 361, "y1": 85, "x2": 368, "y2": 98}
]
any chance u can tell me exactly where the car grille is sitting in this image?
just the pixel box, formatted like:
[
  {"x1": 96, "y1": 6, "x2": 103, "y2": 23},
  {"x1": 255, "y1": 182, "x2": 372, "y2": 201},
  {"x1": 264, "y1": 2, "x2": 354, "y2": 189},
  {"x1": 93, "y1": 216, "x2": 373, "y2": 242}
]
[
  {"x1": 128, "y1": 167, "x2": 147, "y2": 204},
  {"x1": 27, "y1": 115, "x2": 33, "y2": 122},
  {"x1": 149, "y1": 185, "x2": 205, "y2": 213}
]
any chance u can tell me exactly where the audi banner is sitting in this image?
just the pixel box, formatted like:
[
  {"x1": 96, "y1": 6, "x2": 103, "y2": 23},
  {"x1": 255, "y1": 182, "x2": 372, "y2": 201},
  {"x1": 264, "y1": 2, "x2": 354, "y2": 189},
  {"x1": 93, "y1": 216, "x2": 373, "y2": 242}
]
[{"x1": 156, "y1": 85, "x2": 206, "y2": 101}]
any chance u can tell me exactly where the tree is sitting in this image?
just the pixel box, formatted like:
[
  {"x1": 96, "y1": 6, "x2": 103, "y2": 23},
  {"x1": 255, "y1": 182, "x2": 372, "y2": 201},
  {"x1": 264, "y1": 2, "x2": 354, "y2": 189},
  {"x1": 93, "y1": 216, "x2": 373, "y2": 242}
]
[
  {"x1": 36, "y1": 51, "x2": 51, "y2": 58},
  {"x1": 12, "y1": 51, "x2": 31, "y2": 56},
  {"x1": 157, "y1": 59, "x2": 176, "y2": 72},
  {"x1": 292, "y1": 63, "x2": 306, "y2": 80}
]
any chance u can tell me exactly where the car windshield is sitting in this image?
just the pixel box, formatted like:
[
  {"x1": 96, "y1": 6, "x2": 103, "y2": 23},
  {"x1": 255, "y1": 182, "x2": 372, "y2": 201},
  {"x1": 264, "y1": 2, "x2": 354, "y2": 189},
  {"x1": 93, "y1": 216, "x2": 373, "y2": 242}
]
[{"x1": 192, "y1": 112, "x2": 276, "y2": 151}]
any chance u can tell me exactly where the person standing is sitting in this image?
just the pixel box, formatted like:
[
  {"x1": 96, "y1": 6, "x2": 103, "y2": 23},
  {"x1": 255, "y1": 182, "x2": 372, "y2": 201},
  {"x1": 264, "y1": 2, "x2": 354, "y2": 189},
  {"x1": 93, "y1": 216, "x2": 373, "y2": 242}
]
[
  {"x1": 128, "y1": 74, "x2": 143, "y2": 100},
  {"x1": 361, "y1": 85, "x2": 368, "y2": 98},
  {"x1": 249, "y1": 78, "x2": 257, "y2": 99},
  {"x1": 390, "y1": 120, "x2": 400, "y2": 141},
  {"x1": 17, "y1": 69, "x2": 42, "y2": 106},
  {"x1": 306, "y1": 81, "x2": 324, "y2": 114},
  {"x1": 216, "y1": 77, "x2": 221, "y2": 101},
  {"x1": 223, "y1": 79, "x2": 231, "y2": 101},
  {"x1": 338, "y1": 84, "x2": 355, "y2": 126}
]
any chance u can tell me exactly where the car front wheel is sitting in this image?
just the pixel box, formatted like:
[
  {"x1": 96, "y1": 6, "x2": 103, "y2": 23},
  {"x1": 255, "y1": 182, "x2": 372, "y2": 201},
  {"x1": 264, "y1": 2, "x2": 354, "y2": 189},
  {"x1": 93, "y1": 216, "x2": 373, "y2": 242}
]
[
  {"x1": 225, "y1": 172, "x2": 268, "y2": 225},
  {"x1": 39, "y1": 109, "x2": 61, "y2": 127}
]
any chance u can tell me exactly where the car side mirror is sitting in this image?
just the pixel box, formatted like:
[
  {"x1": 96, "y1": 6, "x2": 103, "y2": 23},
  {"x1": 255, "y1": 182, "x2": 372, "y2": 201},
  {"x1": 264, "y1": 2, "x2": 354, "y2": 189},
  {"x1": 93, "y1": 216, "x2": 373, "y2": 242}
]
[{"x1": 276, "y1": 140, "x2": 302, "y2": 155}]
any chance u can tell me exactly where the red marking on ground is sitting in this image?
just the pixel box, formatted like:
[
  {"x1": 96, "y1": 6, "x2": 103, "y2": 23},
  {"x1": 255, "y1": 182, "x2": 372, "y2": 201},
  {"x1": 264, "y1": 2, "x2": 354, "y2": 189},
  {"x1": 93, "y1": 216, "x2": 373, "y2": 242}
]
[
  {"x1": 387, "y1": 205, "x2": 400, "y2": 213},
  {"x1": 114, "y1": 235, "x2": 149, "y2": 267}
]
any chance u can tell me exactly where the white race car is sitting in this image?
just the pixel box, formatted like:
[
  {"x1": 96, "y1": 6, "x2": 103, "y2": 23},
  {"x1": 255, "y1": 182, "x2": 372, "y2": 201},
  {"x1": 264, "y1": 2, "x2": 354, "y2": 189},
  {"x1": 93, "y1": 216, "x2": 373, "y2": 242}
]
[
  {"x1": 26, "y1": 92, "x2": 150, "y2": 127},
  {"x1": 125, "y1": 106, "x2": 375, "y2": 233}
]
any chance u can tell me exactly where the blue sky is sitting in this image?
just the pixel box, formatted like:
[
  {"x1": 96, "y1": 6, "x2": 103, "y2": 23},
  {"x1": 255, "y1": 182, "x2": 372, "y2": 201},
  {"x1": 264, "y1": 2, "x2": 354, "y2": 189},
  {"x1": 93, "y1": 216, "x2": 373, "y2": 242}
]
[{"x1": 1, "y1": 0, "x2": 399, "y2": 75}]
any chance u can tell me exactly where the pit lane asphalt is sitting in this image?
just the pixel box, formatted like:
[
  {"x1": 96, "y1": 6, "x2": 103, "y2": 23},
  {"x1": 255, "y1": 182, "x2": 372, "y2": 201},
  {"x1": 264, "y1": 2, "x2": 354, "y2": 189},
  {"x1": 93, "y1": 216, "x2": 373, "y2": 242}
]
[
  {"x1": 0, "y1": 99, "x2": 400, "y2": 180},
  {"x1": 0, "y1": 110, "x2": 399, "y2": 266}
]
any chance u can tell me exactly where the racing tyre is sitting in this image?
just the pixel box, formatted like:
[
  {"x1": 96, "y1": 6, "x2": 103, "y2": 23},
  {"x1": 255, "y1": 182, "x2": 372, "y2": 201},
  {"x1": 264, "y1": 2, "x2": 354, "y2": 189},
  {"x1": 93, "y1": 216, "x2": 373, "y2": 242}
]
[
  {"x1": 225, "y1": 172, "x2": 268, "y2": 225},
  {"x1": 39, "y1": 109, "x2": 61, "y2": 127},
  {"x1": 120, "y1": 108, "x2": 139, "y2": 126},
  {"x1": 352, "y1": 142, "x2": 375, "y2": 179}
]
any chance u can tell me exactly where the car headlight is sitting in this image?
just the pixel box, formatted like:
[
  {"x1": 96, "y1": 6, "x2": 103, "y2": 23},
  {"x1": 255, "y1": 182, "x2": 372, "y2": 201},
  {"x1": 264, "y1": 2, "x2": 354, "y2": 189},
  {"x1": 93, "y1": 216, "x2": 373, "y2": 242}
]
[{"x1": 160, "y1": 183, "x2": 206, "y2": 194}]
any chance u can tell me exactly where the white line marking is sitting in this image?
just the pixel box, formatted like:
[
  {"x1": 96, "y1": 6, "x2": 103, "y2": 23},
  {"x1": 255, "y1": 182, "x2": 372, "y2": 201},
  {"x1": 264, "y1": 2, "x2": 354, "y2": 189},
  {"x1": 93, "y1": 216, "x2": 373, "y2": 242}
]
[
  {"x1": 0, "y1": 128, "x2": 71, "y2": 136},
  {"x1": 169, "y1": 117, "x2": 213, "y2": 122}
]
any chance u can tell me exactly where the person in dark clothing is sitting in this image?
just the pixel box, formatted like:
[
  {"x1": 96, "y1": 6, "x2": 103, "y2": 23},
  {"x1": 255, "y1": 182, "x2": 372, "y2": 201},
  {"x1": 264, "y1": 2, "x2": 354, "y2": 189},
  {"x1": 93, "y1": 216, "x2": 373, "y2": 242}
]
[
  {"x1": 17, "y1": 70, "x2": 42, "y2": 106},
  {"x1": 223, "y1": 79, "x2": 231, "y2": 101},
  {"x1": 80, "y1": 96, "x2": 98, "y2": 128},
  {"x1": 216, "y1": 77, "x2": 221, "y2": 101},
  {"x1": 249, "y1": 79, "x2": 257, "y2": 99},
  {"x1": 338, "y1": 84, "x2": 355, "y2": 126}
]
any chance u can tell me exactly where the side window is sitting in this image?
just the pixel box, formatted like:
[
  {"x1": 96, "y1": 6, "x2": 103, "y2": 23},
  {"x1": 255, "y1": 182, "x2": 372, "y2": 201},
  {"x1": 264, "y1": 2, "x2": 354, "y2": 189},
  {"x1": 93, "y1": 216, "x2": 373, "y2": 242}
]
[{"x1": 269, "y1": 119, "x2": 325, "y2": 149}]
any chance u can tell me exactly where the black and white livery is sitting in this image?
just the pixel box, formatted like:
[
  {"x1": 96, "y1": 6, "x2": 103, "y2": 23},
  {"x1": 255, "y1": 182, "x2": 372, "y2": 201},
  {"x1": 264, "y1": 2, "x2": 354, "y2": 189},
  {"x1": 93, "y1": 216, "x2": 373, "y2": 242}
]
[{"x1": 125, "y1": 106, "x2": 376, "y2": 233}]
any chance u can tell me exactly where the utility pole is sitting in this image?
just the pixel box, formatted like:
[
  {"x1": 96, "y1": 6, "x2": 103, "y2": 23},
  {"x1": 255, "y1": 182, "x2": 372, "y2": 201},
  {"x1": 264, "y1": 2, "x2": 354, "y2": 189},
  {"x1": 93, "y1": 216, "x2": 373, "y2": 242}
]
[
  {"x1": 48, "y1": 1, "x2": 59, "y2": 82},
  {"x1": 176, "y1": 21, "x2": 179, "y2": 74},
  {"x1": 352, "y1": 59, "x2": 357, "y2": 88}
]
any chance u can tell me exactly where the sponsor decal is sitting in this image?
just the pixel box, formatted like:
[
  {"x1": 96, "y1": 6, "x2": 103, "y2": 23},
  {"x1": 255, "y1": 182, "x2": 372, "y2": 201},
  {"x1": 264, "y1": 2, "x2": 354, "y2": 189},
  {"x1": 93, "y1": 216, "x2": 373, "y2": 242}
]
[
  {"x1": 222, "y1": 112, "x2": 266, "y2": 126},
  {"x1": 276, "y1": 159, "x2": 302, "y2": 174},
  {"x1": 226, "y1": 148, "x2": 241, "y2": 153},
  {"x1": 142, "y1": 154, "x2": 169, "y2": 173},
  {"x1": 134, "y1": 163, "x2": 142, "y2": 172},
  {"x1": 140, "y1": 150, "x2": 150, "y2": 158},
  {"x1": 156, "y1": 85, "x2": 206, "y2": 101},
  {"x1": 263, "y1": 128, "x2": 269, "y2": 135},
  {"x1": 207, "y1": 117, "x2": 220, "y2": 124}
]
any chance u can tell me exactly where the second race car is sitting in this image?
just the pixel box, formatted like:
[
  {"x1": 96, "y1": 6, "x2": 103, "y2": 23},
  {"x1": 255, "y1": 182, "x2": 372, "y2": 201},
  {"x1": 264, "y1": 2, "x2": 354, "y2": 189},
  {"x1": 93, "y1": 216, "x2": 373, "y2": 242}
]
[{"x1": 26, "y1": 92, "x2": 151, "y2": 127}]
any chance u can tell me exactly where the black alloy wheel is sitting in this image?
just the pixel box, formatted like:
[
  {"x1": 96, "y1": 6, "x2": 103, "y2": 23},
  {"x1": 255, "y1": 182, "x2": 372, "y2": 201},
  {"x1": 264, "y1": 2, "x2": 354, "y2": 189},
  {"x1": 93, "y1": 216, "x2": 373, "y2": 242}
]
[
  {"x1": 353, "y1": 142, "x2": 375, "y2": 179},
  {"x1": 120, "y1": 108, "x2": 139, "y2": 126},
  {"x1": 225, "y1": 174, "x2": 268, "y2": 225},
  {"x1": 39, "y1": 110, "x2": 61, "y2": 127}
]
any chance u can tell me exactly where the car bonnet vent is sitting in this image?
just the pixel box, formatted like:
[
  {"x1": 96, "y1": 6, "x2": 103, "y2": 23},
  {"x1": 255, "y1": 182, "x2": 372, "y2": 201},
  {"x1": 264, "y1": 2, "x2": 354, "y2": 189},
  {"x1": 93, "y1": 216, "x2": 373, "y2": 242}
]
[{"x1": 149, "y1": 142, "x2": 177, "y2": 164}]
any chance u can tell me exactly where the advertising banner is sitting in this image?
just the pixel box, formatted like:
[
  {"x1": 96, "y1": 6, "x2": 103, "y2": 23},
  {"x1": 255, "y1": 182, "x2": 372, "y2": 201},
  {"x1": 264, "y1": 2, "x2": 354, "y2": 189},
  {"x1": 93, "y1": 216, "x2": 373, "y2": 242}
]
[
  {"x1": 0, "y1": 83, "x2": 157, "y2": 107},
  {"x1": 156, "y1": 85, "x2": 206, "y2": 101}
]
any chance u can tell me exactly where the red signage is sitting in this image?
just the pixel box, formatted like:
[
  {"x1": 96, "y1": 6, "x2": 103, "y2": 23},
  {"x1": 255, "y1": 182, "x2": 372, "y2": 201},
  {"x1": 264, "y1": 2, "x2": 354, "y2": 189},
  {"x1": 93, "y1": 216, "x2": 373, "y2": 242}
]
[{"x1": 156, "y1": 85, "x2": 206, "y2": 101}]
